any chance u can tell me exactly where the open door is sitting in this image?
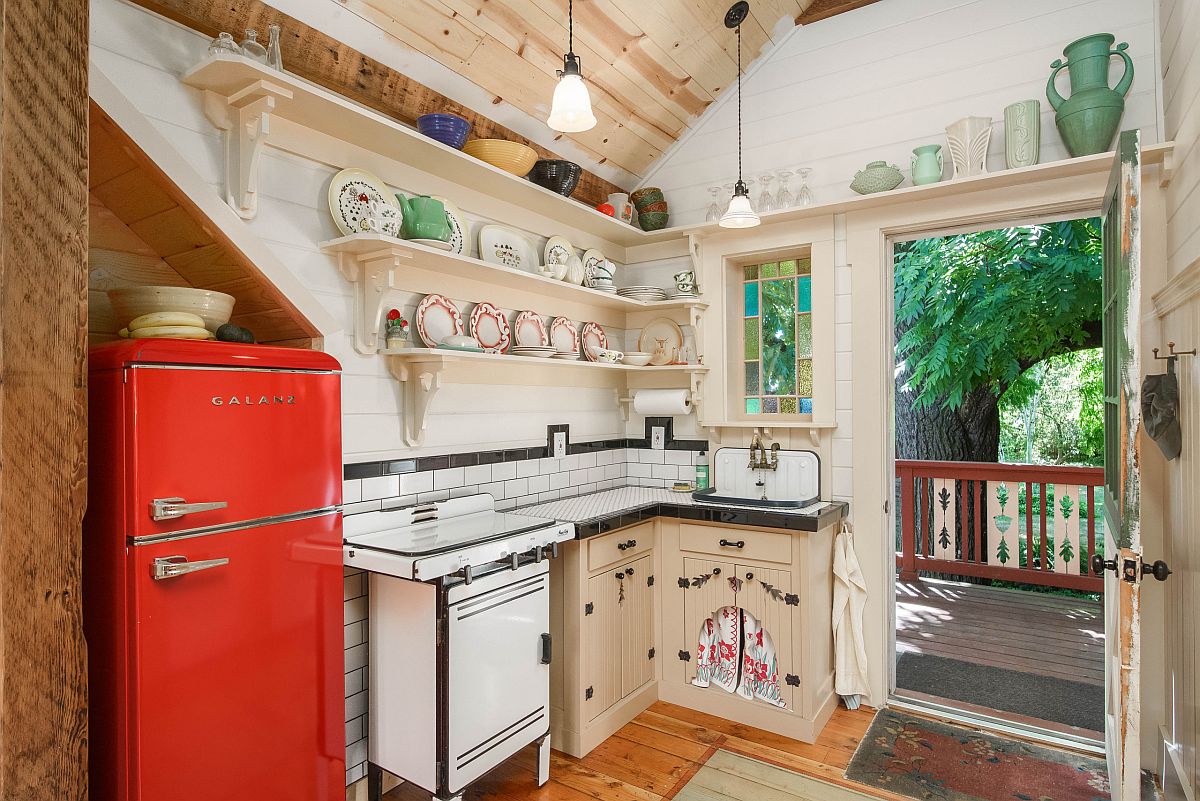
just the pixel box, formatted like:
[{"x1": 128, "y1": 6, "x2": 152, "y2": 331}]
[{"x1": 1097, "y1": 129, "x2": 1143, "y2": 801}]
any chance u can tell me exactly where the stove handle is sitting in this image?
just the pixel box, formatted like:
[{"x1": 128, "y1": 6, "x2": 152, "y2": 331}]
[
  {"x1": 150, "y1": 497, "x2": 228, "y2": 522},
  {"x1": 540, "y1": 633, "x2": 552, "y2": 665}
]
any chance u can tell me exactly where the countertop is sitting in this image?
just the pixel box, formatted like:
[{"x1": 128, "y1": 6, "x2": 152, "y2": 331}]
[{"x1": 511, "y1": 486, "x2": 848, "y2": 539}]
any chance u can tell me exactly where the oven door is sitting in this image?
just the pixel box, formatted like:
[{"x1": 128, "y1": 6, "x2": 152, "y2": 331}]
[{"x1": 444, "y1": 560, "x2": 550, "y2": 794}]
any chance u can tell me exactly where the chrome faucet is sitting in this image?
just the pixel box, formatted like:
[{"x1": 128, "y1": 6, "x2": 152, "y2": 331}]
[{"x1": 748, "y1": 432, "x2": 780, "y2": 471}]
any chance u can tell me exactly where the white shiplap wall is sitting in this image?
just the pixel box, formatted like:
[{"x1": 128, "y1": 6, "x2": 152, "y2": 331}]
[
  {"x1": 90, "y1": 0, "x2": 628, "y2": 465},
  {"x1": 1161, "y1": 0, "x2": 1200, "y2": 277},
  {"x1": 640, "y1": 0, "x2": 1163, "y2": 225}
]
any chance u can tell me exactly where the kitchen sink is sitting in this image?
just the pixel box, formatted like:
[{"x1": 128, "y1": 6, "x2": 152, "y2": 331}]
[{"x1": 691, "y1": 447, "x2": 820, "y2": 509}]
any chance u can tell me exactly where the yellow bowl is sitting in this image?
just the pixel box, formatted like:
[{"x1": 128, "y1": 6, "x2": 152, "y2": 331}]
[
  {"x1": 462, "y1": 139, "x2": 538, "y2": 177},
  {"x1": 108, "y1": 286, "x2": 236, "y2": 333}
]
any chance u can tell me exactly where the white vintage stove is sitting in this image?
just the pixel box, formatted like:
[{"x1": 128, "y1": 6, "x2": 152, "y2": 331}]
[{"x1": 343, "y1": 494, "x2": 574, "y2": 801}]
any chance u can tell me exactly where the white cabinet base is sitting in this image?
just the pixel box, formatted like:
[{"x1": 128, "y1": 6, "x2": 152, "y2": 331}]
[
  {"x1": 552, "y1": 680, "x2": 658, "y2": 759},
  {"x1": 657, "y1": 674, "x2": 838, "y2": 745}
]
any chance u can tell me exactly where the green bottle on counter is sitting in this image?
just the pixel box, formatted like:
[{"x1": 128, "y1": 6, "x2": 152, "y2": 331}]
[{"x1": 695, "y1": 451, "x2": 709, "y2": 490}]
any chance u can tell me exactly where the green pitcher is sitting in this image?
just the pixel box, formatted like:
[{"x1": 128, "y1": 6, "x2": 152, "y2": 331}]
[
  {"x1": 395, "y1": 194, "x2": 451, "y2": 242},
  {"x1": 1046, "y1": 33, "x2": 1133, "y2": 157}
]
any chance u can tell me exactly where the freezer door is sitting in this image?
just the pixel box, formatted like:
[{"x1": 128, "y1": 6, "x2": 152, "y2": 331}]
[
  {"x1": 126, "y1": 365, "x2": 340, "y2": 539},
  {"x1": 128, "y1": 512, "x2": 344, "y2": 801},
  {"x1": 446, "y1": 562, "x2": 551, "y2": 794}
]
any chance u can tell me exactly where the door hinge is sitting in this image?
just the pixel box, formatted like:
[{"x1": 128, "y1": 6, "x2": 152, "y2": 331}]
[
  {"x1": 784, "y1": 593, "x2": 799, "y2": 606},
  {"x1": 883, "y1": 499, "x2": 890, "y2": 514},
  {"x1": 678, "y1": 650, "x2": 691, "y2": 662},
  {"x1": 785, "y1": 674, "x2": 800, "y2": 687},
  {"x1": 648, "y1": 575, "x2": 655, "y2": 587},
  {"x1": 585, "y1": 686, "x2": 593, "y2": 700},
  {"x1": 585, "y1": 601, "x2": 594, "y2": 615},
  {"x1": 648, "y1": 647, "x2": 655, "y2": 660},
  {"x1": 677, "y1": 577, "x2": 689, "y2": 588}
]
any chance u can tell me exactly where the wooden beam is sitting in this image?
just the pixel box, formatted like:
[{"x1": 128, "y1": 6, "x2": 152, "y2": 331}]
[
  {"x1": 0, "y1": 0, "x2": 90, "y2": 796},
  {"x1": 125, "y1": 0, "x2": 629, "y2": 205},
  {"x1": 795, "y1": 0, "x2": 882, "y2": 25}
]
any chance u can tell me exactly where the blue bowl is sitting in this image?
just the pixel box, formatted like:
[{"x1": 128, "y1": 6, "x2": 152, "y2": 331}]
[{"x1": 417, "y1": 113, "x2": 471, "y2": 150}]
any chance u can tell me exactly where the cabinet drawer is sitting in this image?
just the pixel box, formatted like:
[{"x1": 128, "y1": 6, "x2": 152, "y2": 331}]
[
  {"x1": 679, "y1": 525, "x2": 792, "y2": 564},
  {"x1": 587, "y1": 527, "x2": 654, "y2": 572}
]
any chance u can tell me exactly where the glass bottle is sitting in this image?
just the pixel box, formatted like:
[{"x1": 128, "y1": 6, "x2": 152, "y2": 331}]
[
  {"x1": 266, "y1": 24, "x2": 283, "y2": 71},
  {"x1": 239, "y1": 29, "x2": 268, "y2": 63},
  {"x1": 207, "y1": 32, "x2": 239, "y2": 56}
]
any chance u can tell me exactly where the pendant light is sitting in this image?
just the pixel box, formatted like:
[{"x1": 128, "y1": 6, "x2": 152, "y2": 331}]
[
  {"x1": 547, "y1": 0, "x2": 597, "y2": 133},
  {"x1": 720, "y1": 1, "x2": 760, "y2": 229}
]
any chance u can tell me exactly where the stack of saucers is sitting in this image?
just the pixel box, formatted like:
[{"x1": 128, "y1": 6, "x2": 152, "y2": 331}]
[
  {"x1": 667, "y1": 289, "x2": 700, "y2": 300},
  {"x1": 589, "y1": 279, "x2": 618, "y2": 293},
  {"x1": 510, "y1": 346, "x2": 557, "y2": 358},
  {"x1": 551, "y1": 351, "x2": 581, "y2": 360},
  {"x1": 616, "y1": 286, "x2": 668, "y2": 302}
]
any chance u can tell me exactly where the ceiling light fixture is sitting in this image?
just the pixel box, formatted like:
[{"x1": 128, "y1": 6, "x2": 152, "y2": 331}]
[
  {"x1": 720, "y1": 1, "x2": 760, "y2": 229},
  {"x1": 547, "y1": 0, "x2": 597, "y2": 133}
]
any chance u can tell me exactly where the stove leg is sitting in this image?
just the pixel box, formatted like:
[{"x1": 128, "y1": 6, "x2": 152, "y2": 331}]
[
  {"x1": 367, "y1": 762, "x2": 383, "y2": 801},
  {"x1": 536, "y1": 733, "x2": 551, "y2": 787}
]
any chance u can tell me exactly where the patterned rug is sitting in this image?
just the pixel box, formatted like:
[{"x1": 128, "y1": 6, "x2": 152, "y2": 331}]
[
  {"x1": 669, "y1": 747, "x2": 883, "y2": 800},
  {"x1": 846, "y1": 709, "x2": 1134, "y2": 801}
]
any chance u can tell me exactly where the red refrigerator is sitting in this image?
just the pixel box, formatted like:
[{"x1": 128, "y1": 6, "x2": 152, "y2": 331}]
[{"x1": 84, "y1": 340, "x2": 345, "y2": 801}]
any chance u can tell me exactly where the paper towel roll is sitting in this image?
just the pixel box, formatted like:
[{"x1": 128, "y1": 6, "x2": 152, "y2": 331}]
[{"x1": 633, "y1": 389, "x2": 692, "y2": 416}]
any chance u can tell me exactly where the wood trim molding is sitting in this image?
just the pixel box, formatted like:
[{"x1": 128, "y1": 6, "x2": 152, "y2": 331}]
[
  {"x1": 796, "y1": 0, "x2": 883, "y2": 25},
  {"x1": 1151, "y1": 254, "x2": 1200, "y2": 319},
  {"x1": 0, "y1": 0, "x2": 90, "y2": 795},
  {"x1": 125, "y1": 0, "x2": 627, "y2": 206}
]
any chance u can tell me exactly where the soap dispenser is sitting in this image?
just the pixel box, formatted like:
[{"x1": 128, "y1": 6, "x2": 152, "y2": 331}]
[{"x1": 695, "y1": 450, "x2": 709, "y2": 490}]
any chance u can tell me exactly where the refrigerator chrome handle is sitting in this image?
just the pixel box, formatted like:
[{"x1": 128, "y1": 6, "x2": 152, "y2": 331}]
[
  {"x1": 152, "y1": 555, "x2": 230, "y2": 581},
  {"x1": 150, "y1": 497, "x2": 229, "y2": 522}
]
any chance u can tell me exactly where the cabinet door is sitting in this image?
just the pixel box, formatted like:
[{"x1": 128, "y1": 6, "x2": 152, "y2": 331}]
[
  {"x1": 681, "y1": 557, "x2": 737, "y2": 682},
  {"x1": 735, "y1": 564, "x2": 794, "y2": 710},
  {"x1": 619, "y1": 554, "x2": 654, "y2": 696},
  {"x1": 582, "y1": 567, "x2": 623, "y2": 721}
]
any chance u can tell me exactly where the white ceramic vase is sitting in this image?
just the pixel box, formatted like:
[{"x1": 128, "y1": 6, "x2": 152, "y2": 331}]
[{"x1": 945, "y1": 116, "x2": 992, "y2": 179}]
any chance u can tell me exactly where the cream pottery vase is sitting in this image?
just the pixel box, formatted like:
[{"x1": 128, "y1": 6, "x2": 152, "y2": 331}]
[{"x1": 945, "y1": 116, "x2": 992, "y2": 178}]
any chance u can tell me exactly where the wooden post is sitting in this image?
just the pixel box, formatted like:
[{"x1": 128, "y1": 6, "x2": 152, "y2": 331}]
[
  {"x1": 898, "y1": 464, "x2": 918, "y2": 581},
  {"x1": 0, "y1": 0, "x2": 90, "y2": 796}
]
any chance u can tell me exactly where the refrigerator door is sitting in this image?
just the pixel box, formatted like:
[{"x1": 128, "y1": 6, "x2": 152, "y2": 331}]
[
  {"x1": 126, "y1": 365, "x2": 340, "y2": 539},
  {"x1": 128, "y1": 512, "x2": 344, "y2": 801},
  {"x1": 445, "y1": 562, "x2": 550, "y2": 794}
]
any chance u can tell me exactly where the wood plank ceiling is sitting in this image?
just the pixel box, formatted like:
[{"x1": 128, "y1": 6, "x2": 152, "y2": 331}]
[{"x1": 342, "y1": 0, "x2": 880, "y2": 179}]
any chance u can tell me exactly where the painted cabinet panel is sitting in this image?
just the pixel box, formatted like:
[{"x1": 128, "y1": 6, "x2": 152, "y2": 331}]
[
  {"x1": 619, "y1": 554, "x2": 655, "y2": 697},
  {"x1": 681, "y1": 557, "x2": 737, "y2": 682},
  {"x1": 735, "y1": 564, "x2": 794, "y2": 710},
  {"x1": 583, "y1": 567, "x2": 623, "y2": 721}
]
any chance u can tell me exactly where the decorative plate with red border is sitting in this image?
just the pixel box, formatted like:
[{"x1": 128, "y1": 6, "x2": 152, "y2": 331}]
[
  {"x1": 469, "y1": 302, "x2": 511, "y2": 353},
  {"x1": 513, "y1": 311, "x2": 549, "y2": 347},
  {"x1": 415, "y1": 293, "x2": 464, "y2": 347},
  {"x1": 581, "y1": 322, "x2": 608, "y2": 361},
  {"x1": 549, "y1": 317, "x2": 579, "y2": 354}
]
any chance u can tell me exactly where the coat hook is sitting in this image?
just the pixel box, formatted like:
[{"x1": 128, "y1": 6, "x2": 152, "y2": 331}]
[{"x1": 1152, "y1": 342, "x2": 1196, "y2": 361}]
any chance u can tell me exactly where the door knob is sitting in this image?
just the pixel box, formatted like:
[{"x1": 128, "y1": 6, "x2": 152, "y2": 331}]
[
  {"x1": 1090, "y1": 554, "x2": 1118, "y2": 575},
  {"x1": 1142, "y1": 559, "x2": 1172, "y2": 582}
]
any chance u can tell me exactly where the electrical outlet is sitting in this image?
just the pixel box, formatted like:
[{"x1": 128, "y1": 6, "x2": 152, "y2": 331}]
[
  {"x1": 651, "y1": 426, "x2": 666, "y2": 450},
  {"x1": 553, "y1": 431, "x2": 567, "y2": 458}
]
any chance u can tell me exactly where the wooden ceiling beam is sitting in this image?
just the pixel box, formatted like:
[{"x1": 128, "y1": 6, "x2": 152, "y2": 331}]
[
  {"x1": 795, "y1": 0, "x2": 882, "y2": 25},
  {"x1": 125, "y1": 0, "x2": 628, "y2": 203}
]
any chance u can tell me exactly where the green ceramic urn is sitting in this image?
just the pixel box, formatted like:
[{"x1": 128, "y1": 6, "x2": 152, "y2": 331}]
[{"x1": 1046, "y1": 33, "x2": 1134, "y2": 157}]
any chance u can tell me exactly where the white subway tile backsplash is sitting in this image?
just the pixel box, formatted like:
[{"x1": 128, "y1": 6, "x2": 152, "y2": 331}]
[
  {"x1": 539, "y1": 458, "x2": 560, "y2": 475},
  {"x1": 651, "y1": 463, "x2": 676, "y2": 480},
  {"x1": 433, "y1": 467, "x2": 465, "y2": 489},
  {"x1": 577, "y1": 452, "x2": 598, "y2": 468},
  {"x1": 549, "y1": 472, "x2": 569, "y2": 490},
  {"x1": 638, "y1": 448, "x2": 665, "y2": 464},
  {"x1": 479, "y1": 481, "x2": 506, "y2": 500},
  {"x1": 344, "y1": 621, "x2": 365, "y2": 649},
  {"x1": 345, "y1": 667, "x2": 365, "y2": 696},
  {"x1": 835, "y1": 322, "x2": 852, "y2": 353},
  {"x1": 832, "y1": 466, "x2": 854, "y2": 497},
  {"x1": 628, "y1": 462, "x2": 651, "y2": 478},
  {"x1": 665, "y1": 450, "x2": 691, "y2": 465},
  {"x1": 597, "y1": 450, "x2": 615, "y2": 466},
  {"x1": 528, "y1": 475, "x2": 551, "y2": 494},
  {"x1": 496, "y1": 498, "x2": 517, "y2": 511},
  {"x1": 587, "y1": 466, "x2": 606, "y2": 483},
  {"x1": 570, "y1": 469, "x2": 589, "y2": 485},
  {"x1": 604, "y1": 464, "x2": 623, "y2": 480},
  {"x1": 346, "y1": 717, "x2": 363, "y2": 746},
  {"x1": 342, "y1": 479, "x2": 362, "y2": 504},
  {"x1": 539, "y1": 490, "x2": 561, "y2": 503},
  {"x1": 417, "y1": 490, "x2": 450, "y2": 504},
  {"x1": 516, "y1": 460, "x2": 539, "y2": 478},
  {"x1": 343, "y1": 499, "x2": 382, "y2": 516},
  {"x1": 504, "y1": 478, "x2": 529, "y2": 498},
  {"x1": 464, "y1": 464, "x2": 492, "y2": 485},
  {"x1": 491, "y1": 461, "x2": 517, "y2": 481},
  {"x1": 449, "y1": 485, "x2": 478, "y2": 499},
  {"x1": 345, "y1": 690, "x2": 367, "y2": 722},
  {"x1": 361, "y1": 475, "x2": 399, "y2": 500},
  {"x1": 399, "y1": 471, "x2": 433, "y2": 495},
  {"x1": 344, "y1": 644, "x2": 367, "y2": 673},
  {"x1": 343, "y1": 573, "x2": 364, "y2": 601}
]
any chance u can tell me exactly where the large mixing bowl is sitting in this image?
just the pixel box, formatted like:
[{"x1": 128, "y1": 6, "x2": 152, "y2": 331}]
[{"x1": 108, "y1": 285, "x2": 236, "y2": 332}]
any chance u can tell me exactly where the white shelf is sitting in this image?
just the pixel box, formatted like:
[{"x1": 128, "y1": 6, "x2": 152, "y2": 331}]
[
  {"x1": 384, "y1": 347, "x2": 707, "y2": 373},
  {"x1": 319, "y1": 233, "x2": 706, "y2": 353},
  {"x1": 182, "y1": 55, "x2": 660, "y2": 249}
]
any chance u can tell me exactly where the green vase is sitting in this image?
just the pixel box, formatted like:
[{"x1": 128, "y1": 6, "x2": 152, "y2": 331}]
[
  {"x1": 910, "y1": 144, "x2": 943, "y2": 185},
  {"x1": 1046, "y1": 33, "x2": 1134, "y2": 157}
]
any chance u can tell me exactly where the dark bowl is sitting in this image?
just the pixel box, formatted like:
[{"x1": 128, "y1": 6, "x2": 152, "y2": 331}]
[
  {"x1": 417, "y1": 113, "x2": 471, "y2": 150},
  {"x1": 529, "y1": 159, "x2": 583, "y2": 197},
  {"x1": 637, "y1": 211, "x2": 670, "y2": 231}
]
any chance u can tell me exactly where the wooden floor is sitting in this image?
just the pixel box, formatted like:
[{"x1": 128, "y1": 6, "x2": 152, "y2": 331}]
[
  {"x1": 895, "y1": 578, "x2": 1104, "y2": 686},
  {"x1": 383, "y1": 701, "x2": 879, "y2": 801}
]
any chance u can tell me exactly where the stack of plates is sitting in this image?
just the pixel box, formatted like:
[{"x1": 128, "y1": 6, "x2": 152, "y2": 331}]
[
  {"x1": 552, "y1": 351, "x2": 581, "y2": 360},
  {"x1": 667, "y1": 290, "x2": 700, "y2": 300},
  {"x1": 616, "y1": 286, "x2": 668, "y2": 302},
  {"x1": 590, "y1": 281, "x2": 618, "y2": 294},
  {"x1": 511, "y1": 346, "x2": 557, "y2": 358}
]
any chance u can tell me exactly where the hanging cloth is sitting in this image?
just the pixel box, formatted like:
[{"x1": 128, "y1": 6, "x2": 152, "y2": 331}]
[
  {"x1": 832, "y1": 520, "x2": 870, "y2": 709},
  {"x1": 1142, "y1": 366, "x2": 1182, "y2": 460},
  {"x1": 691, "y1": 606, "x2": 786, "y2": 708}
]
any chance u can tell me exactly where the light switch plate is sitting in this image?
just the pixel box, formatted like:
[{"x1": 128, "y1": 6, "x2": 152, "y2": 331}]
[
  {"x1": 651, "y1": 426, "x2": 666, "y2": 450},
  {"x1": 553, "y1": 431, "x2": 567, "y2": 458}
]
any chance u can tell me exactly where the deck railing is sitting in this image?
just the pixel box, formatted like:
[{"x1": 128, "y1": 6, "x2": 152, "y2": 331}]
[{"x1": 896, "y1": 460, "x2": 1105, "y2": 592}]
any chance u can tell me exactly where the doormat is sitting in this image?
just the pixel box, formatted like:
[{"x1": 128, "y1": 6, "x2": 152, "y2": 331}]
[
  {"x1": 896, "y1": 651, "x2": 1104, "y2": 733},
  {"x1": 667, "y1": 746, "x2": 887, "y2": 801},
  {"x1": 846, "y1": 709, "x2": 1149, "y2": 801}
]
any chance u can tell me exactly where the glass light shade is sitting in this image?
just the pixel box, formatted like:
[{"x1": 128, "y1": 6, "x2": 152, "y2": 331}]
[
  {"x1": 547, "y1": 73, "x2": 597, "y2": 133},
  {"x1": 719, "y1": 191, "x2": 760, "y2": 228}
]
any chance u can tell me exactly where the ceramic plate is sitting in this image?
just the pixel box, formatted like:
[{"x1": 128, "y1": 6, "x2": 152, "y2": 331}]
[
  {"x1": 513, "y1": 311, "x2": 549, "y2": 347},
  {"x1": 479, "y1": 225, "x2": 538, "y2": 273},
  {"x1": 415, "y1": 293, "x2": 464, "y2": 347},
  {"x1": 549, "y1": 316, "x2": 579, "y2": 354},
  {"x1": 328, "y1": 168, "x2": 402, "y2": 237},
  {"x1": 581, "y1": 322, "x2": 608, "y2": 362},
  {"x1": 433, "y1": 196, "x2": 467, "y2": 255},
  {"x1": 409, "y1": 238, "x2": 454, "y2": 251},
  {"x1": 544, "y1": 236, "x2": 574, "y2": 267},
  {"x1": 638, "y1": 317, "x2": 684, "y2": 365},
  {"x1": 469, "y1": 301, "x2": 511, "y2": 353}
]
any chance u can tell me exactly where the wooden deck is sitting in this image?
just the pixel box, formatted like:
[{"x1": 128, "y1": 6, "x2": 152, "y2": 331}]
[{"x1": 895, "y1": 578, "x2": 1104, "y2": 686}]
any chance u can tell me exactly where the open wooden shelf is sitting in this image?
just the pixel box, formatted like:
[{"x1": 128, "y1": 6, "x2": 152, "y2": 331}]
[
  {"x1": 384, "y1": 347, "x2": 708, "y2": 373},
  {"x1": 320, "y1": 233, "x2": 707, "y2": 353}
]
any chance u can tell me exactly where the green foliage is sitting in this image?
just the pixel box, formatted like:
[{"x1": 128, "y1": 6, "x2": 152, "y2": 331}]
[
  {"x1": 999, "y1": 348, "x2": 1104, "y2": 466},
  {"x1": 894, "y1": 219, "x2": 1102, "y2": 410}
]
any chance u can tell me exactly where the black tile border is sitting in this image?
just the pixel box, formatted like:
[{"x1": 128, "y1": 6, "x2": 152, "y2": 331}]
[
  {"x1": 343, "y1": 436, "x2": 709, "y2": 481},
  {"x1": 563, "y1": 497, "x2": 848, "y2": 537}
]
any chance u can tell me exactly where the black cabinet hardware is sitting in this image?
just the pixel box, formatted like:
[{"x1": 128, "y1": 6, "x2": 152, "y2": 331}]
[
  {"x1": 784, "y1": 593, "x2": 799, "y2": 606},
  {"x1": 584, "y1": 602, "x2": 594, "y2": 615},
  {"x1": 626, "y1": 567, "x2": 635, "y2": 576},
  {"x1": 712, "y1": 567, "x2": 721, "y2": 575},
  {"x1": 785, "y1": 674, "x2": 800, "y2": 687},
  {"x1": 677, "y1": 577, "x2": 689, "y2": 588},
  {"x1": 540, "y1": 633, "x2": 552, "y2": 664},
  {"x1": 585, "y1": 687, "x2": 593, "y2": 700},
  {"x1": 678, "y1": 650, "x2": 691, "y2": 662},
  {"x1": 615, "y1": 570, "x2": 625, "y2": 580},
  {"x1": 1143, "y1": 559, "x2": 1172, "y2": 581},
  {"x1": 719, "y1": 539, "x2": 746, "y2": 549},
  {"x1": 745, "y1": 572, "x2": 754, "y2": 580},
  {"x1": 648, "y1": 575, "x2": 655, "y2": 587},
  {"x1": 626, "y1": 539, "x2": 637, "y2": 549},
  {"x1": 648, "y1": 647, "x2": 655, "y2": 660},
  {"x1": 1091, "y1": 554, "x2": 1118, "y2": 575}
]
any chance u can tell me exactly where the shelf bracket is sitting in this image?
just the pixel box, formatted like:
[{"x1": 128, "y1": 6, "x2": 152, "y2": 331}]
[
  {"x1": 808, "y1": 428, "x2": 822, "y2": 448},
  {"x1": 200, "y1": 79, "x2": 293, "y2": 220},
  {"x1": 689, "y1": 370, "x2": 705, "y2": 424},
  {"x1": 333, "y1": 248, "x2": 413, "y2": 354},
  {"x1": 388, "y1": 356, "x2": 445, "y2": 447}
]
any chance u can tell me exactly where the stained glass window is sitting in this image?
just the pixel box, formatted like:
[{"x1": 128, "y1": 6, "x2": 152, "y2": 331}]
[{"x1": 743, "y1": 258, "x2": 813, "y2": 415}]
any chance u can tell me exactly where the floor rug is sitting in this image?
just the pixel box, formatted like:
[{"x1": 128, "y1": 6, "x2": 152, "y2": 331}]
[
  {"x1": 846, "y1": 709, "x2": 1138, "y2": 801},
  {"x1": 895, "y1": 651, "x2": 1104, "y2": 733},
  {"x1": 670, "y1": 747, "x2": 885, "y2": 801}
]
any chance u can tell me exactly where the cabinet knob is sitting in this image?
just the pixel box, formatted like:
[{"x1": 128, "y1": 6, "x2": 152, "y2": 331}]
[
  {"x1": 626, "y1": 567, "x2": 635, "y2": 576},
  {"x1": 712, "y1": 567, "x2": 721, "y2": 575},
  {"x1": 745, "y1": 572, "x2": 754, "y2": 580},
  {"x1": 615, "y1": 570, "x2": 625, "y2": 579},
  {"x1": 626, "y1": 539, "x2": 637, "y2": 549},
  {"x1": 617, "y1": 542, "x2": 628, "y2": 551}
]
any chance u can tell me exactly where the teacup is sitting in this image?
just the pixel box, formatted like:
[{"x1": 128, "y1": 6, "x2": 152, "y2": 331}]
[
  {"x1": 587, "y1": 346, "x2": 624, "y2": 363},
  {"x1": 674, "y1": 270, "x2": 698, "y2": 294}
]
